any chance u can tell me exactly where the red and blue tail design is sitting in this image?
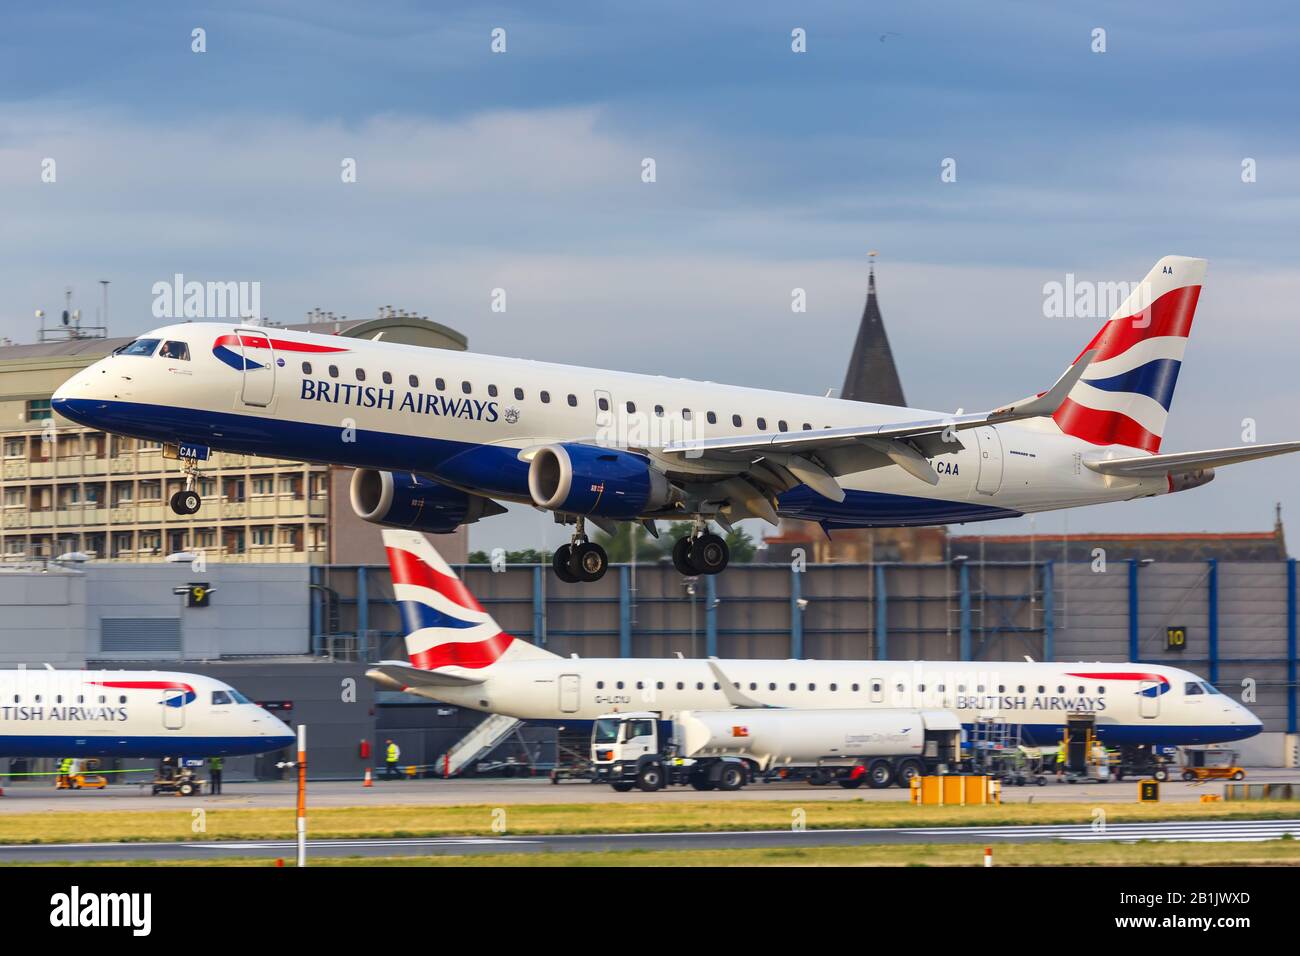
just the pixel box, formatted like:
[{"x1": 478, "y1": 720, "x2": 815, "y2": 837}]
[
  {"x1": 383, "y1": 530, "x2": 556, "y2": 671},
  {"x1": 1053, "y1": 256, "x2": 1206, "y2": 453},
  {"x1": 212, "y1": 332, "x2": 349, "y2": 372}
]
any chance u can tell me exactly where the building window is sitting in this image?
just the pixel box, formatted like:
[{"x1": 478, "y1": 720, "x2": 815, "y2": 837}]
[{"x1": 26, "y1": 399, "x2": 52, "y2": 421}]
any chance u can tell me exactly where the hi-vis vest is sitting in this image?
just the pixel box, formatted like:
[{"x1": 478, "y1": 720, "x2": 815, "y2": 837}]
[
  {"x1": 386, "y1": 743, "x2": 399, "y2": 763},
  {"x1": 59, "y1": 758, "x2": 73, "y2": 773}
]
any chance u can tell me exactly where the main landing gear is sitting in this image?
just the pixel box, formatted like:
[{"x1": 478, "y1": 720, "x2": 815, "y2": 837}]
[
  {"x1": 671, "y1": 523, "x2": 729, "y2": 577},
  {"x1": 552, "y1": 517, "x2": 609, "y2": 584},
  {"x1": 169, "y1": 457, "x2": 203, "y2": 516}
]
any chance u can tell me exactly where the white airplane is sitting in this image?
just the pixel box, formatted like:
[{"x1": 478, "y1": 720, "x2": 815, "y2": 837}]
[
  {"x1": 366, "y1": 530, "x2": 1262, "y2": 752},
  {"x1": 52, "y1": 255, "x2": 1298, "y2": 582},
  {"x1": 0, "y1": 669, "x2": 295, "y2": 758}
]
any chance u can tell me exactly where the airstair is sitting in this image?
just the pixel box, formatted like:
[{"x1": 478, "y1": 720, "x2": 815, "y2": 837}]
[{"x1": 436, "y1": 713, "x2": 521, "y2": 777}]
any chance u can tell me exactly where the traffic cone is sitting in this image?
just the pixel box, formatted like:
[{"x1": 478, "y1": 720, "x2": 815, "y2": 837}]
[{"x1": 363, "y1": 767, "x2": 373, "y2": 788}]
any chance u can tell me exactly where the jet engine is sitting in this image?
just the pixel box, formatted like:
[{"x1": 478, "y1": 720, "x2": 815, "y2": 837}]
[
  {"x1": 527, "y1": 443, "x2": 674, "y2": 519},
  {"x1": 350, "y1": 469, "x2": 504, "y2": 533}
]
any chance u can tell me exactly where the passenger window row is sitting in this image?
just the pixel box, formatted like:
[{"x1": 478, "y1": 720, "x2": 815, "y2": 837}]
[{"x1": 297, "y1": 364, "x2": 825, "y2": 432}]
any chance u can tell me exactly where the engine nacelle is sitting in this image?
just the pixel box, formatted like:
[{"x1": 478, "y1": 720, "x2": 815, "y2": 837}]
[
  {"x1": 1168, "y1": 468, "x2": 1215, "y2": 493},
  {"x1": 350, "y1": 469, "x2": 502, "y2": 533},
  {"x1": 527, "y1": 443, "x2": 673, "y2": 519}
]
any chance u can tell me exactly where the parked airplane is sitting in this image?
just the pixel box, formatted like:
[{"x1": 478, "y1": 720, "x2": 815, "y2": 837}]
[
  {"x1": 52, "y1": 256, "x2": 1298, "y2": 583},
  {"x1": 0, "y1": 669, "x2": 295, "y2": 757},
  {"x1": 366, "y1": 530, "x2": 1263, "y2": 752}
]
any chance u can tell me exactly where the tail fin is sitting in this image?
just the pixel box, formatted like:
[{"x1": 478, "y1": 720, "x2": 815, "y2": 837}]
[
  {"x1": 1053, "y1": 255, "x2": 1206, "y2": 452},
  {"x1": 382, "y1": 530, "x2": 557, "y2": 671}
]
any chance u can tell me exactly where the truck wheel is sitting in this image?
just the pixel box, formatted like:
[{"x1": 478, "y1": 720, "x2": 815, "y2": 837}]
[
  {"x1": 611, "y1": 782, "x2": 635, "y2": 793},
  {"x1": 837, "y1": 777, "x2": 863, "y2": 789},
  {"x1": 808, "y1": 769, "x2": 832, "y2": 786},
  {"x1": 689, "y1": 773, "x2": 715, "y2": 791},
  {"x1": 717, "y1": 764, "x2": 746, "y2": 791},
  {"x1": 1232, "y1": 770, "x2": 1245, "y2": 781},
  {"x1": 1153, "y1": 768, "x2": 1168, "y2": 782},
  {"x1": 179, "y1": 782, "x2": 194, "y2": 796},
  {"x1": 1182, "y1": 770, "x2": 1196, "y2": 781},
  {"x1": 636, "y1": 763, "x2": 665, "y2": 792},
  {"x1": 866, "y1": 759, "x2": 893, "y2": 789},
  {"x1": 894, "y1": 759, "x2": 924, "y2": 788}
]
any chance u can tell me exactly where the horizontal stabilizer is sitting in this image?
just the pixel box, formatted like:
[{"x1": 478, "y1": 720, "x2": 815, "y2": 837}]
[
  {"x1": 365, "y1": 662, "x2": 485, "y2": 692},
  {"x1": 1084, "y1": 441, "x2": 1300, "y2": 477}
]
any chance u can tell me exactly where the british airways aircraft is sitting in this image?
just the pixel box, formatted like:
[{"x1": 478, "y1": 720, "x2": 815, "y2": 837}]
[
  {"x1": 367, "y1": 530, "x2": 1263, "y2": 759},
  {"x1": 0, "y1": 669, "x2": 295, "y2": 757},
  {"x1": 52, "y1": 256, "x2": 1298, "y2": 583}
]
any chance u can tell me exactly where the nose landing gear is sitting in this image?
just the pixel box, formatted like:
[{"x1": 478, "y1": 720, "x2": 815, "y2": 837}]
[
  {"x1": 169, "y1": 457, "x2": 203, "y2": 516},
  {"x1": 552, "y1": 517, "x2": 609, "y2": 584}
]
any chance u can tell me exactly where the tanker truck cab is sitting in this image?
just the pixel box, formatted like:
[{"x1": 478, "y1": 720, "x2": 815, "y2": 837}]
[{"x1": 590, "y1": 711, "x2": 750, "y2": 793}]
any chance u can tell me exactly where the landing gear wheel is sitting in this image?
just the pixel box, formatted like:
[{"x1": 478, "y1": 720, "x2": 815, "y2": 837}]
[
  {"x1": 671, "y1": 536, "x2": 699, "y2": 576},
  {"x1": 866, "y1": 759, "x2": 894, "y2": 789},
  {"x1": 636, "y1": 763, "x2": 665, "y2": 792},
  {"x1": 690, "y1": 533, "x2": 729, "y2": 575},
  {"x1": 894, "y1": 759, "x2": 925, "y2": 789},
  {"x1": 552, "y1": 545, "x2": 580, "y2": 583},
  {"x1": 170, "y1": 490, "x2": 201, "y2": 515},
  {"x1": 572, "y1": 541, "x2": 608, "y2": 583},
  {"x1": 716, "y1": 764, "x2": 746, "y2": 791}
]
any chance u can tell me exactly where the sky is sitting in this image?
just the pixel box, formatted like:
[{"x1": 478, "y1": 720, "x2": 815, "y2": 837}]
[{"x1": 2, "y1": 2, "x2": 1298, "y2": 554}]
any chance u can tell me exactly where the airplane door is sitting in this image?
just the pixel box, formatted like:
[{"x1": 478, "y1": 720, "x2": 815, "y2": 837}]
[
  {"x1": 1139, "y1": 681, "x2": 1160, "y2": 719},
  {"x1": 559, "y1": 674, "x2": 580, "y2": 713},
  {"x1": 236, "y1": 329, "x2": 276, "y2": 407},
  {"x1": 974, "y1": 426, "x2": 1004, "y2": 495},
  {"x1": 162, "y1": 690, "x2": 186, "y2": 730}
]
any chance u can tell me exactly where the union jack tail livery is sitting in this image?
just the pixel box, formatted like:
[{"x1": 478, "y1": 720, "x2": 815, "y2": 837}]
[
  {"x1": 1053, "y1": 255, "x2": 1205, "y2": 453},
  {"x1": 384, "y1": 529, "x2": 556, "y2": 676}
]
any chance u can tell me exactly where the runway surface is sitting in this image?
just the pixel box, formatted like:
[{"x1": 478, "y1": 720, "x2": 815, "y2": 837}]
[
  {"x1": 4, "y1": 770, "x2": 1297, "y2": 812},
  {"x1": 3, "y1": 817, "x2": 1298, "y2": 863}
]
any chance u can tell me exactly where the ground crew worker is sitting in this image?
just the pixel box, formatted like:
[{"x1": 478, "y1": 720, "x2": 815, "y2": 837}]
[
  {"x1": 1055, "y1": 738, "x2": 1067, "y2": 780},
  {"x1": 208, "y1": 755, "x2": 224, "y2": 795},
  {"x1": 57, "y1": 757, "x2": 73, "y2": 789},
  {"x1": 384, "y1": 739, "x2": 401, "y2": 779}
]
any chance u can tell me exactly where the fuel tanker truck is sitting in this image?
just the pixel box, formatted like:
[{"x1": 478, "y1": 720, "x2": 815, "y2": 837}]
[{"x1": 590, "y1": 708, "x2": 962, "y2": 792}]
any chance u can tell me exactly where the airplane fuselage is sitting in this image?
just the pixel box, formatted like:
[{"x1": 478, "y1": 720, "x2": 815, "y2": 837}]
[
  {"x1": 398, "y1": 657, "x2": 1260, "y2": 747},
  {"x1": 52, "y1": 322, "x2": 1169, "y2": 528}
]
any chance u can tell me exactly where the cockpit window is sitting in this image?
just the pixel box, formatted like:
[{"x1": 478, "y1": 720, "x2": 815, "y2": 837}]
[
  {"x1": 160, "y1": 341, "x2": 190, "y2": 361},
  {"x1": 118, "y1": 338, "x2": 161, "y2": 357},
  {"x1": 230, "y1": 688, "x2": 250, "y2": 704},
  {"x1": 212, "y1": 690, "x2": 233, "y2": 705},
  {"x1": 1202, "y1": 682, "x2": 1222, "y2": 695},
  {"x1": 1184, "y1": 682, "x2": 1203, "y2": 696}
]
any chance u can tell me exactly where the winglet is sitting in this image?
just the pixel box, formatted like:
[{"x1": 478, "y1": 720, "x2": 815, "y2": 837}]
[
  {"x1": 706, "y1": 659, "x2": 772, "y2": 709},
  {"x1": 990, "y1": 349, "x2": 1097, "y2": 421}
]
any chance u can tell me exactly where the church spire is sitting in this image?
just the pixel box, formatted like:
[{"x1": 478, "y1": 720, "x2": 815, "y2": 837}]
[{"x1": 840, "y1": 252, "x2": 906, "y2": 406}]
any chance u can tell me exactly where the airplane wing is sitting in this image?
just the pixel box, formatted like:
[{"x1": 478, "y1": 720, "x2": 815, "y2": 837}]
[
  {"x1": 1083, "y1": 441, "x2": 1300, "y2": 477},
  {"x1": 365, "y1": 662, "x2": 485, "y2": 692},
  {"x1": 653, "y1": 350, "x2": 1096, "y2": 507}
]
